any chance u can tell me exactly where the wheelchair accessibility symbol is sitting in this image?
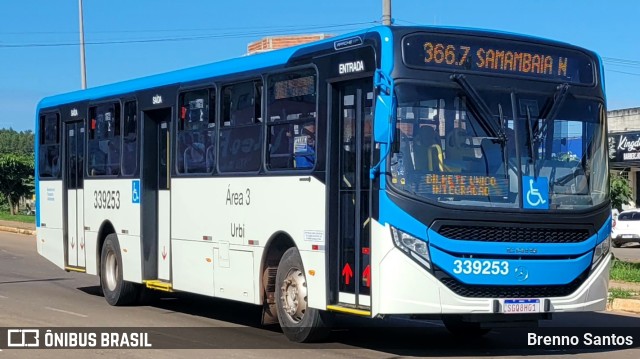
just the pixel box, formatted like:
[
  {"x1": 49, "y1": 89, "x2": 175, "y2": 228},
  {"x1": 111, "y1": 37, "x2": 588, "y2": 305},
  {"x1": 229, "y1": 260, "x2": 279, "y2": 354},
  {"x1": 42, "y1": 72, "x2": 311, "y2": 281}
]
[
  {"x1": 132, "y1": 180, "x2": 140, "y2": 204},
  {"x1": 523, "y1": 176, "x2": 548, "y2": 210}
]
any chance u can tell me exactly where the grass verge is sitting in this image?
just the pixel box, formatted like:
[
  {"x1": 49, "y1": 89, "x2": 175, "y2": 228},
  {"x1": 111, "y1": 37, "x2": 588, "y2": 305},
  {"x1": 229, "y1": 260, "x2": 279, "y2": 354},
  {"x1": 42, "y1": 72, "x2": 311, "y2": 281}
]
[
  {"x1": 609, "y1": 288, "x2": 636, "y2": 303},
  {"x1": 0, "y1": 211, "x2": 35, "y2": 224},
  {"x1": 610, "y1": 259, "x2": 640, "y2": 283}
]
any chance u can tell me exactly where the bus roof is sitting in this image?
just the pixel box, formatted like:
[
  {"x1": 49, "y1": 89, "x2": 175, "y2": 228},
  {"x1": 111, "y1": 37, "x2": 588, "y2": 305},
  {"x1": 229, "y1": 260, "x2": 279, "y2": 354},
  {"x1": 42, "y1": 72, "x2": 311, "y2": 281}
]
[{"x1": 37, "y1": 25, "x2": 600, "y2": 110}]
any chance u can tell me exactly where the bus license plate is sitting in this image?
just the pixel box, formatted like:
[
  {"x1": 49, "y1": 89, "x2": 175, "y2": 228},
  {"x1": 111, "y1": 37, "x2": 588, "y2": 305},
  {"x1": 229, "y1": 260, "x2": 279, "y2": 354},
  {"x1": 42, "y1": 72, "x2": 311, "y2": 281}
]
[{"x1": 502, "y1": 299, "x2": 540, "y2": 314}]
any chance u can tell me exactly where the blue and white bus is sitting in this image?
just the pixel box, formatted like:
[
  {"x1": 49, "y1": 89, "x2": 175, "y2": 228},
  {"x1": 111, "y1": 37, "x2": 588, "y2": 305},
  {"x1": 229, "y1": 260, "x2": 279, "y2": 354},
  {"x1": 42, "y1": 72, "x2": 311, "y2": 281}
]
[{"x1": 36, "y1": 25, "x2": 611, "y2": 342}]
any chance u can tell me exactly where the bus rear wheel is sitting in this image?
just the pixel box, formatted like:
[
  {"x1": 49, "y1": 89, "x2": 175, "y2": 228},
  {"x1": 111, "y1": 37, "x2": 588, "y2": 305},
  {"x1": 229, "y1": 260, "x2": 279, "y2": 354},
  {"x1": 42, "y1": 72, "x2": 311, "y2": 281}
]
[
  {"x1": 275, "y1": 247, "x2": 330, "y2": 342},
  {"x1": 100, "y1": 234, "x2": 140, "y2": 306}
]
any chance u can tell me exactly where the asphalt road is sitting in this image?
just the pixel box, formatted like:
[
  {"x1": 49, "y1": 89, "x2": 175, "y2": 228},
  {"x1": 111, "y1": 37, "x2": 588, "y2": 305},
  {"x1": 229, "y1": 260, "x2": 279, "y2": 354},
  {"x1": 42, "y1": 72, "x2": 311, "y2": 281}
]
[
  {"x1": 613, "y1": 243, "x2": 640, "y2": 262},
  {"x1": 1, "y1": 231, "x2": 640, "y2": 358}
]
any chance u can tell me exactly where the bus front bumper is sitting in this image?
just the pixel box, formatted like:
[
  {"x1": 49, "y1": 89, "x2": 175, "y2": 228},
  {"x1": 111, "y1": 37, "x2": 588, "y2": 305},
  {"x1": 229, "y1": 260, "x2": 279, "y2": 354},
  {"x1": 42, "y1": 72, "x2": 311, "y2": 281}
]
[{"x1": 373, "y1": 245, "x2": 611, "y2": 316}]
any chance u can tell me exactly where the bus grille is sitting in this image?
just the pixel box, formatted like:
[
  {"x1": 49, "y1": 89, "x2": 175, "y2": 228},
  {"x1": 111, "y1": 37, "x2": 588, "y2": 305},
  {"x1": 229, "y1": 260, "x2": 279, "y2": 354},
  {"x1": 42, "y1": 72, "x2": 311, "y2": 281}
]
[
  {"x1": 434, "y1": 267, "x2": 589, "y2": 298},
  {"x1": 436, "y1": 225, "x2": 590, "y2": 243}
]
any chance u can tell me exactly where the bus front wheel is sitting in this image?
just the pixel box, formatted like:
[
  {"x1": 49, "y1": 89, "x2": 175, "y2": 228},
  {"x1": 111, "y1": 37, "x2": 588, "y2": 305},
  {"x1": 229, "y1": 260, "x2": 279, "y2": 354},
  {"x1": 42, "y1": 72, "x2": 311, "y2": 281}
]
[
  {"x1": 100, "y1": 234, "x2": 140, "y2": 306},
  {"x1": 275, "y1": 247, "x2": 330, "y2": 342}
]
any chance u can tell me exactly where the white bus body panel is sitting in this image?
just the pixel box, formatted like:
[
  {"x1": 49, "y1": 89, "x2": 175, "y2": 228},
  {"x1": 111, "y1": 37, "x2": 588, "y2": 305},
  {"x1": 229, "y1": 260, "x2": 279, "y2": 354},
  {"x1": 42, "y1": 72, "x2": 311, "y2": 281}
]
[
  {"x1": 171, "y1": 176, "x2": 326, "y2": 307},
  {"x1": 299, "y1": 250, "x2": 327, "y2": 309},
  {"x1": 171, "y1": 239, "x2": 214, "y2": 296},
  {"x1": 37, "y1": 227, "x2": 65, "y2": 269},
  {"x1": 371, "y1": 221, "x2": 611, "y2": 316},
  {"x1": 214, "y1": 248, "x2": 255, "y2": 303},
  {"x1": 37, "y1": 181, "x2": 64, "y2": 269},
  {"x1": 118, "y1": 234, "x2": 143, "y2": 283},
  {"x1": 84, "y1": 230, "x2": 99, "y2": 275},
  {"x1": 83, "y1": 179, "x2": 142, "y2": 281},
  {"x1": 38, "y1": 181, "x2": 64, "y2": 229}
]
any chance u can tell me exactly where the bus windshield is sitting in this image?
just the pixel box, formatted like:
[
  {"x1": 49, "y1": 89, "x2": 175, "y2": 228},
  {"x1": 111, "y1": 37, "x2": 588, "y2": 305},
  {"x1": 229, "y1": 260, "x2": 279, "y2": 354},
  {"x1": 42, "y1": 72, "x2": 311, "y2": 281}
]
[{"x1": 388, "y1": 82, "x2": 608, "y2": 210}]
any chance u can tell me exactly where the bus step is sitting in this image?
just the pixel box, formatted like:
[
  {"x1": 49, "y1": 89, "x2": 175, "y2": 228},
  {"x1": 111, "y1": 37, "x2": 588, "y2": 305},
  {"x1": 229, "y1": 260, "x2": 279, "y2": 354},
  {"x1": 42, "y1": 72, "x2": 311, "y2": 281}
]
[
  {"x1": 65, "y1": 266, "x2": 86, "y2": 273},
  {"x1": 144, "y1": 280, "x2": 173, "y2": 292},
  {"x1": 326, "y1": 304, "x2": 371, "y2": 317}
]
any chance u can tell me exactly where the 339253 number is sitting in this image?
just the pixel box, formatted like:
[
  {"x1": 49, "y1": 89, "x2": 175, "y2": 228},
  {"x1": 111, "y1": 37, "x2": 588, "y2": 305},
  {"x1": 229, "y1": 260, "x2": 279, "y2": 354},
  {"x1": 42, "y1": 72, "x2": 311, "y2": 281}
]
[
  {"x1": 452, "y1": 259, "x2": 509, "y2": 275},
  {"x1": 93, "y1": 190, "x2": 120, "y2": 209}
]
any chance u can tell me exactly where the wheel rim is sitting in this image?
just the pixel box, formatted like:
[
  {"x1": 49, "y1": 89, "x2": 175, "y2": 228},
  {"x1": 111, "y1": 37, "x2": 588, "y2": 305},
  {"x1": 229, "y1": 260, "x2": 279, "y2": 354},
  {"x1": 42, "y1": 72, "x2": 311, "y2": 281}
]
[
  {"x1": 105, "y1": 249, "x2": 118, "y2": 291},
  {"x1": 280, "y1": 267, "x2": 308, "y2": 323}
]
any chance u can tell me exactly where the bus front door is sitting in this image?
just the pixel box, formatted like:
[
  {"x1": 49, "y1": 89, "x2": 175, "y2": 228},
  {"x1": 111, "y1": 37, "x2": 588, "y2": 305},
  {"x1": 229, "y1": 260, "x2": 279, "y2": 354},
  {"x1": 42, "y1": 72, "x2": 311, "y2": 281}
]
[
  {"x1": 64, "y1": 120, "x2": 86, "y2": 269},
  {"x1": 332, "y1": 79, "x2": 374, "y2": 309},
  {"x1": 141, "y1": 108, "x2": 172, "y2": 283}
]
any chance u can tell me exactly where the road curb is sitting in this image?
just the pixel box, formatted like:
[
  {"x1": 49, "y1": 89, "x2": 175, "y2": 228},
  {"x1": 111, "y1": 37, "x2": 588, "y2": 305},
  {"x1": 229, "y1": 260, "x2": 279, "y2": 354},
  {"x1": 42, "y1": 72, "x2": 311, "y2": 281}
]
[
  {"x1": 607, "y1": 298, "x2": 640, "y2": 314},
  {"x1": 0, "y1": 225, "x2": 36, "y2": 236}
]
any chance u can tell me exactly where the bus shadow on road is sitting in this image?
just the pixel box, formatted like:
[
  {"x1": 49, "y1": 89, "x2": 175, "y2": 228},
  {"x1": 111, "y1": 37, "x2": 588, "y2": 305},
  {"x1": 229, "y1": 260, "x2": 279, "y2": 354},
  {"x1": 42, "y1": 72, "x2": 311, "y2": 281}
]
[
  {"x1": 0, "y1": 277, "x2": 73, "y2": 285},
  {"x1": 74, "y1": 286, "x2": 640, "y2": 355}
]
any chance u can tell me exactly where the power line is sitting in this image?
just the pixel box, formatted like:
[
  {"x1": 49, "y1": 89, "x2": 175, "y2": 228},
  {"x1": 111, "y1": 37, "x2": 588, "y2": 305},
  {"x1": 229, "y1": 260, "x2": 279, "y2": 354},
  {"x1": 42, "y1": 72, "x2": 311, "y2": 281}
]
[
  {"x1": 609, "y1": 69, "x2": 640, "y2": 77},
  {"x1": 604, "y1": 57, "x2": 640, "y2": 66},
  {"x1": 0, "y1": 21, "x2": 377, "y2": 48},
  {"x1": 1, "y1": 22, "x2": 377, "y2": 36}
]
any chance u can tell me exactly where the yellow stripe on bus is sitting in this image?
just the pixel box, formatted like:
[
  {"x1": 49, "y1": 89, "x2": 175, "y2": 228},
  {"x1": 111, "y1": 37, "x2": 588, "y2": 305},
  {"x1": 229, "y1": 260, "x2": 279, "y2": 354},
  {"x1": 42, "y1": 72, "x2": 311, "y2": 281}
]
[
  {"x1": 65, "y1": 266, "x2": 86, "y2": 273},
  {"x1": 144, "y1": 280, "x2": 173, "y2": 292},
  {"x1": 326, "y1": 305, "x2": 371, "y2": 316}
]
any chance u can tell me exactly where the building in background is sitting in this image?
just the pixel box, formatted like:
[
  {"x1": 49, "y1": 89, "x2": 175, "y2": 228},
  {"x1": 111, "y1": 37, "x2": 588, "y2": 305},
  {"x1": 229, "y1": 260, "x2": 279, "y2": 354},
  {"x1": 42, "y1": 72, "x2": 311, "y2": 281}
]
[
  {"x1": 247, "y1": 34, "x2": 333, "y2": 55},
  {"x1": 608, "y1": 107, "x2": 640, "y2": 208}
]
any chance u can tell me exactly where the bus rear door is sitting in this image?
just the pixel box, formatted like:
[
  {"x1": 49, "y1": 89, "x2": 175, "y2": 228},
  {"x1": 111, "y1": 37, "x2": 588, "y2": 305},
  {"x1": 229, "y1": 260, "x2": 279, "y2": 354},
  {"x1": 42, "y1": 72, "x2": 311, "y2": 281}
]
[
  {"x1": 141, "y1": 107, "x2": 172, "y2": 283},
  {"x1": 64, "y1": 119, "x2": 86, "y2": 269}
]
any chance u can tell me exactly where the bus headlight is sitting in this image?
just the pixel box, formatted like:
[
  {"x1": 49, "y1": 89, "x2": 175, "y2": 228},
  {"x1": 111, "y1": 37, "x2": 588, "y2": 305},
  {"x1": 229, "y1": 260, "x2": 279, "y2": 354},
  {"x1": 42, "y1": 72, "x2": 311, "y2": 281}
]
[
  {"x1": 391, "y1": 227, "x2": 431, "y2": 269},
  {"x1": 592, "y1": 235, "x2": 611, "y2": 267}
]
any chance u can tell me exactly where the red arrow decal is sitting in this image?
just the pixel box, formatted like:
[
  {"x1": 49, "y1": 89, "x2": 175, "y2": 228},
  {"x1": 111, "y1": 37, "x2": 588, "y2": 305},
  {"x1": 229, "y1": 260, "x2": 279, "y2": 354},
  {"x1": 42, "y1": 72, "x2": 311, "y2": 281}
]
[
  {"x1": 80, "y1": 239, "x2": 84, "y2": 250},
  {"x1": 362, "y1": 265, "x2": 371, "y2": 288},
  {"x1": 161, "y1": 246, "x2": 167, "y2": 260},
  {"x1": 341, "y1": 263, "x2": 353, "y2": 285},
  {"x1": 71, "y1": 239, "x2": 75, "y2": 249}
]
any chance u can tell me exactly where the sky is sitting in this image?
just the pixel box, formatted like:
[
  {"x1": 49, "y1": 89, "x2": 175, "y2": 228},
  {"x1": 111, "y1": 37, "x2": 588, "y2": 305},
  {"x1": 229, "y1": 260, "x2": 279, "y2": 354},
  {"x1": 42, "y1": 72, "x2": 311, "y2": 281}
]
[{"x1": 1, "y1": 0, "x2": 639, "y2": 132}]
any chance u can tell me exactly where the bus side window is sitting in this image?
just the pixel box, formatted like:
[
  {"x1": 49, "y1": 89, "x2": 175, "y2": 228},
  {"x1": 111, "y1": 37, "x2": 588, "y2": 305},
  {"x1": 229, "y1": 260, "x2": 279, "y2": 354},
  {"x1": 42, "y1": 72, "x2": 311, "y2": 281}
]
[
  {"x1": 88, "y1": 103, "x2": 121, "y2": 176},
  {"x1": 219, "y1": 80, "x2": 263, "y2": 173},
  {"x1": 177, "y1": 88, "x2": 215, "y2": 174},
  {"x1": 265, "y1": 69, "x2": 317, "y2": 171},
  {"x1": 39, "y1": 113, "x2": 61, "y2": 178},
  {"x1": 121, "y1": 101, "x2": 138, "y2": 176}
]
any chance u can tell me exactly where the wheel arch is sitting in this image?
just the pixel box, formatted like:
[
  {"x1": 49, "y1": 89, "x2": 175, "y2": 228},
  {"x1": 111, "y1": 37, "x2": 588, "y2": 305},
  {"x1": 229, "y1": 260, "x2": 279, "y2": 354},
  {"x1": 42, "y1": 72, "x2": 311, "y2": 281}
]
[
  {"x1": 96, "y1": 220, "x2": 117, "y2": 273},
  {"x1": 259, "y1": 230, "x2": 297, "y2": 324}
]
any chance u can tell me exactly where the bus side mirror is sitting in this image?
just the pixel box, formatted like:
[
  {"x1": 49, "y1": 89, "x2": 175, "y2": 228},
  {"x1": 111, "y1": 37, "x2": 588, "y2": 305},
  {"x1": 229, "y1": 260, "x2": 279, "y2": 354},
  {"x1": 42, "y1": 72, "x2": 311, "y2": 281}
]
[{"x1": 374, "y1": 70, "x2": 394, "y2": 144}]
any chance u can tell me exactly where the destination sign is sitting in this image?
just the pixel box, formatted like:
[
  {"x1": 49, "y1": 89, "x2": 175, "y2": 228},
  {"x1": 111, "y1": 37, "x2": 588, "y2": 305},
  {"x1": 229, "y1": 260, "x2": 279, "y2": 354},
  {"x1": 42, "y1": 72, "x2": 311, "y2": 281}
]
[
  {"x1": 424, "y1": 174, "x2": 508, "y2": 197},
  {"x1": 403, "y1": 33, "x2": 595, "y2": 84}
]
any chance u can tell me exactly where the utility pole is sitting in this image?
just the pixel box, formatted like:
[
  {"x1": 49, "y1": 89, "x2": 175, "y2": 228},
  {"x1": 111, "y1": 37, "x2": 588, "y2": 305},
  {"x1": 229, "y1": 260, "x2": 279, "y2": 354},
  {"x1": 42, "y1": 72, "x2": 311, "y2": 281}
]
[
  {"x1": 382, "y1": 0, "x2": 392, "y2": 26},
  {"x1": 79, "y1": 0, "x2": 87, "y2": 89}
]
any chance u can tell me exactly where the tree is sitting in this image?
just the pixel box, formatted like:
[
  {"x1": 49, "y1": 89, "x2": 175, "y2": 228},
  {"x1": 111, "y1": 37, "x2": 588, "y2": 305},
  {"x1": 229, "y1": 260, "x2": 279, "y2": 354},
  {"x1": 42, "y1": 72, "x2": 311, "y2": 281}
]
[
  {"x1": 0, "y1": 154, "x2": 34, "y2": 215},
  {"x1": 610, "y1": 172, "x2": 633, "y2": 211},
  {"x1": 0, "y1": 128, "x2": 34, "y2": 157}
]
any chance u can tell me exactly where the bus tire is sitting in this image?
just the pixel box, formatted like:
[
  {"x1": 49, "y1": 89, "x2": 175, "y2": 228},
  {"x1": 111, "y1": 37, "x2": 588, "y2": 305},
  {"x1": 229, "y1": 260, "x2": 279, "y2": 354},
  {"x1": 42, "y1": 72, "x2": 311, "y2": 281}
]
[
  {"x1": 100, "y1": 233, "x2": 140, "y2": 306},
  {"x1": 442, "y1": 315, "x2": 492, "y2": 337},
  {"x1": 275, "y1": 247, "x2": 330, "y2": 343}
]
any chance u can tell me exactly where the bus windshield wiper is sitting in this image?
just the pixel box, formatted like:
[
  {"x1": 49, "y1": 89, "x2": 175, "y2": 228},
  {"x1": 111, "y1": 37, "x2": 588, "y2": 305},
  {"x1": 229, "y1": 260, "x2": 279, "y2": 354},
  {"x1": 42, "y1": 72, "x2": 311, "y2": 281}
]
[
  {"x1": 450, "y1": 74, "x2": 506, "y2": 143},
  {"x1": 533, "y1": 83, "x2": 570, "y2": 142},
  {"x1": 525, "y1": 106, "x2": 538, "y2": 178}
]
